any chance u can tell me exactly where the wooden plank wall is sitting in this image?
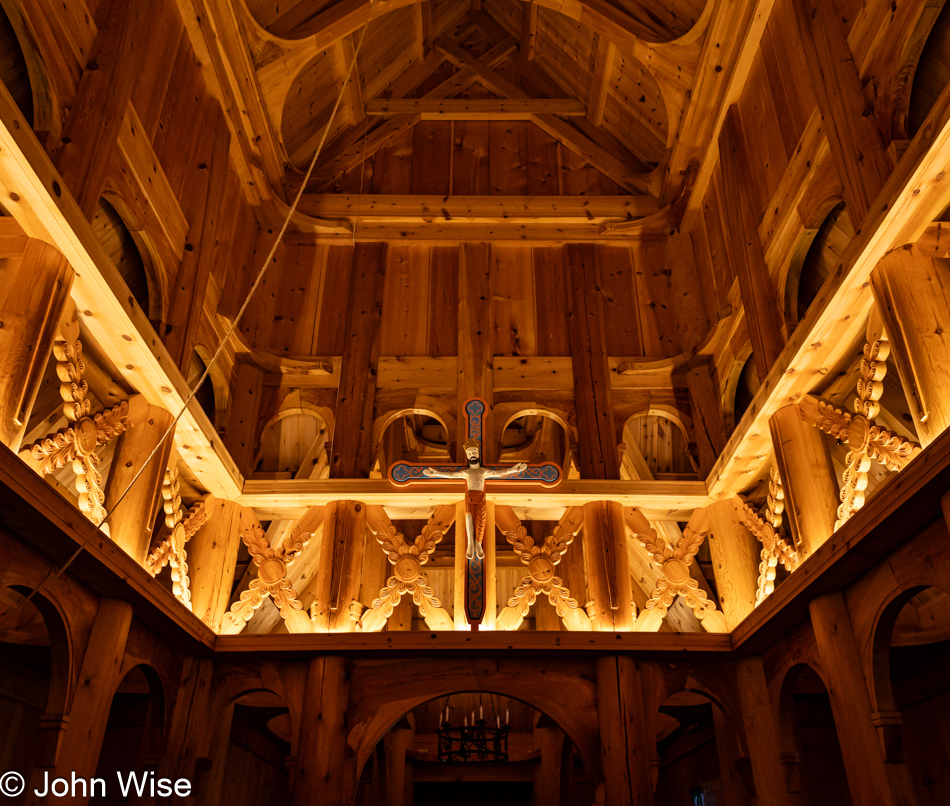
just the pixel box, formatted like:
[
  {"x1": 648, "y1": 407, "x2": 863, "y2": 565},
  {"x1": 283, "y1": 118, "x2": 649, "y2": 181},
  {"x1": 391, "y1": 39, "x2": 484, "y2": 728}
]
[{"x1": 238, "y1": 241, "x2": 696, "y2": 360}]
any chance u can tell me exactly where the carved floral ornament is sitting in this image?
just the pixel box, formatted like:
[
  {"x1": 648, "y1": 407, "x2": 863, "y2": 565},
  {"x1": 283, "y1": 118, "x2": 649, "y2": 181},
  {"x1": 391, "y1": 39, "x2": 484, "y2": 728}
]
[
  {"x1": 498, "y1": 525, "x2": 591, "y2": 631},
  {"x1": 807, "y1": 313, "x2": 921, "y2": 527},
  {"x1": 20, "y1": 314, "x2": 134, "y2": 525},
  {"x1": 145, "y1": 468, "x2": 209, "y2": 609},
  {"x1": 359, "y1": 523, "x2": 453, "y2": 631}
]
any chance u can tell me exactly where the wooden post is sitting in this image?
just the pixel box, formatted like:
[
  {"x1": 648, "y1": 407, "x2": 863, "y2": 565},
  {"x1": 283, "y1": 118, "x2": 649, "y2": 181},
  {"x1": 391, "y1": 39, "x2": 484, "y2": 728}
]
[
  {"x1": 223, "y1": 362, "x2": 263, "y2": 477},
  {"x1": 719, "y1": 106, "x2": 785, "y2": 379},
  {"x1": 384, "y1": 727, "x2": 414, "y2": 806},
  {"x1": 161, "y1": 657, "x2": 218, "y2": 791},
  {"x1": 104, "y1": 399, "x2": 175, "y2": 563},
  {"x1": 188, "y1": 499, "x2": 250, "y2": 631},
  {"x1": 809, "y1": 592, "x2": 906, "y2": 806},
  {"x1": 735, "y1": 656, "x2": 793, "y2": 806},
  {"x1": 706, "y1": 497, "x2": 758, "y2": 628},
  {"x1": 458, "y1": 244, "x2": 494, "y2": 461},
  {"x1": 294, "y1": 656, "x2": 352, "y2": 806},
  {"x1": 583, "y1": 502, "x2": 634, "y2": 631},
  {"x1": 0, "y1": 238, "x2": 73, "y2": 451},
  {"x1": 769, "y1": 403, "x2": 838, "y2": 558},
  {"x1": 711, "y1": 705, "x2": 753, "y2": 806},
  {"x1": 453, "y1": 500, "x2": 497, "y2": 629},
  {"x1": 567, "y1": 244, "x2": 620, "y2": 479},
  {"x1": 534, "y1": 724, "x2": 564, "y2": 806},
  {"x1": 686, "y1": 363, "x2": 728, "y2": 478},
  {"x1": 595, "y1": 656, "x2": 654, "y2": 805},
  {"x1": 330, "y1": 244, "x2": 387, "y2": 478},
  {"x1": 871, "y1": 246, "x2": 950, "y2": 446},
  {"x1": 312, "y1": 501, "x2": 367, "y2": 633},
  {"x1": 49, "y1": 0, "x2": 156, "y2": 218},
  {"x1": 27, "y1": 599, "x2": 132, "y2": 805}
]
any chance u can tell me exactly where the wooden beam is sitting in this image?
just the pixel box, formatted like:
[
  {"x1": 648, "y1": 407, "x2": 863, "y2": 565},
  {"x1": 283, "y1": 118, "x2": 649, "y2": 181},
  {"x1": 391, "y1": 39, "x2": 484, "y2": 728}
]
[
  {"x1": 365, "y1": 98, "x2": 587, "y2": 119},
  {"x1": 587, "y1": 35, "x2": 615, "y2": 127},
  {"x1": 521, "y1": 2, "x2": 538, "y2": 60},
  {"x1": 458, "y1": 244, "x2": 494, "y2": 461},
  {"x1": 297, "y1": 195, "x2": 659, "y2": 222},
  {"x1": 330, "y1": 244, "x2": 387, "y2": 478},
  {"x1": 685, "y1": 363, "x2": 727, "y2": 479},
  {"x1": 793, "y1": 0, "x2": 891, "y2": 223},
  {"x1": 706, "y1": 497, "x2": 759, "y2": 629},
  {"x1": 49, "y1": 0, "x2": 156, "y2": 218},
  {"x1": 718, "y1": 106, "x2": 785, "y2": 378},
  {"x1": 239, "y1": 479, "x2": 712, "y2": 520},
  {"x1": 582, "y1": 502, "x2": 634, "y2": 630},
  {"x1": 341, "y1": 35, "x2": 365, "y2": 126}
]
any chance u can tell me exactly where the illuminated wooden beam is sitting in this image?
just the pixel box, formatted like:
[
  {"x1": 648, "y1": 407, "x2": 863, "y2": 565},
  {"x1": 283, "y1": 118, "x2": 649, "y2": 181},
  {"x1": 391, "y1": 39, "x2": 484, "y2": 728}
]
[{"x1": 365, "y1": 98, "x2": 587, "y2": 119}]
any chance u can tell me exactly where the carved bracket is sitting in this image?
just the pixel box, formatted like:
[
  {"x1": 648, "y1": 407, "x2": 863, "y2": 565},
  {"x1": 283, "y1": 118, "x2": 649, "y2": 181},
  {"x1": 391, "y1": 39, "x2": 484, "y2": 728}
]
[
  {"x1": 739, "y1": 467, "x2": 799, "y2": 605},
  {"x1": 633, "y1": 527, "x2": 719, "y2": 623}
]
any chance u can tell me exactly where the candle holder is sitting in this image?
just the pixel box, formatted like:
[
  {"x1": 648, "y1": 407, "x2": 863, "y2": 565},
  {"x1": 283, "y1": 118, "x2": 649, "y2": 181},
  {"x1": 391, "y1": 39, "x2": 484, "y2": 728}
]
[{"x1": 437, "y1": 719, "x2": 509, "y2": 763}]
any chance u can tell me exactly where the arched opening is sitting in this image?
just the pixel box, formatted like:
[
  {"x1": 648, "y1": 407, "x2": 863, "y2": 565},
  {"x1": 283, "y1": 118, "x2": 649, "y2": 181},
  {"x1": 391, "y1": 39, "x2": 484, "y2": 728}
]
[
  {"x1": 789, "y1": 202, "x2": 854, "y2": 324},
  {"x1": 0, "y1": 586, "x2": 71, "y2": 797},
  {"x1": 216, "y1": 690, "x2": 294, "y2": 805},
  {"x1": 499, "y1": 413, "x2": 570, "y2": 470},
  {"x1": 357, "y1": 692, "x2": 592, "y2": 806},
  {"x1": 654, "y1": 689, "x2": 749, "y2": 806},
  {"x1": 186, "y1": 349, "x2": 225, "y2": 430},
  {"x1": 908, "y1": 2, "x2": 950, "y2": 137},
  {"x1": 621, "y1": 413, "x2": 696, "y2": 479},
  {"x1": 733, "y1": 352, "x2": 760, "y2": 427},
  {"x1": 91, "y1": 197, "x2": 153, "y2": 317},
  {"x1": 377, "y1": 413, "x2": 451, "y2": 471},
  {"x1": 0, "y1": 6, "x2": 34, "y2": 125},
  {"x1": 777, "y1": 664, "x2": 852, "y2": 804},
  {"x1": 872, "y1": 584, "x2": 950, "y2": 803},
  {"x1": 254, "y1": 411, "x2": 330, "y2": 479},
  {"x1": 93, "y1": 664, "x2": 166, "y2": 802}
]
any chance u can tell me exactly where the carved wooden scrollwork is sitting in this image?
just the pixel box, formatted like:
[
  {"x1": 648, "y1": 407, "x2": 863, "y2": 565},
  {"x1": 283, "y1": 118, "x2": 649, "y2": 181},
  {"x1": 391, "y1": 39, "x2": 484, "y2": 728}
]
[
  {"x1": 358, "y1": 524, "x2": 453, "y2": 632},
  {"x1": 228, "y1": 525, "x2": 311, "y2": 624},
  {"x1": 808, "y1": 319, "x2": 921, "y2": 528},
  {"x1": 19, "y1": 315, "x2": 134, "y2": 525},
  {"x1": 739, "y1": 468, "x2": 799, "y2": 605},
  {"x1": 145, "y1": 468, "x2": 209, "y2": 609},
  {"x1": 497, "y1": 525, "x2": 591, "y2": 631},
  {"x1": 633, "y1": 527, "x2": 719, "y2": 622}
]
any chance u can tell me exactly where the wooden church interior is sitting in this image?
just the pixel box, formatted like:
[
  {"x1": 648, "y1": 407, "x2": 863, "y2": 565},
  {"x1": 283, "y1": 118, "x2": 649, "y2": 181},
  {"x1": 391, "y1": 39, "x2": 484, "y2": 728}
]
[{"x1": 2, "y1": 0, "x2": 950, "y2": 802}]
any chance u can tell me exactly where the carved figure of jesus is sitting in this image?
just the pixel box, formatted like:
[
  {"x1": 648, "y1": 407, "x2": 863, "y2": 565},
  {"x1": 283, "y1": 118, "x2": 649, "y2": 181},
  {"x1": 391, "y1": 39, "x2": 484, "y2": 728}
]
[{"x1": 422, "y1": 440, "x2": 527, "y2": 560}]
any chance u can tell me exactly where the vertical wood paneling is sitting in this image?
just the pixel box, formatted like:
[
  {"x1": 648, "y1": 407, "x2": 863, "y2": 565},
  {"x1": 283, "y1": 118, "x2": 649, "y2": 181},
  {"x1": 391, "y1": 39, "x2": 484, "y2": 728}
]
[
  {"x1": 410, "y1": 121, "x2": 451, "y2": 194},
  {"x1": 314, "y1": 247, "x2": 353, "y2": 355},
  {"x1": 489, "y1": 121, "x2": 529, "y2": 195},
  {"x1": 533, "y1": 247, "x2": 571, "y2": 356},
  {"x1": 490, "y1": 248, "x2": 536, "y2": 356},
  {"x1": 428, "y1": 246, "x2": 459, "y2": 356},
  {"x1": 380, "y1": 245, "x2": 430, "y2": 356},
  {"x1": 597, "y1": 246, "x2": 641, "y2": 356}
]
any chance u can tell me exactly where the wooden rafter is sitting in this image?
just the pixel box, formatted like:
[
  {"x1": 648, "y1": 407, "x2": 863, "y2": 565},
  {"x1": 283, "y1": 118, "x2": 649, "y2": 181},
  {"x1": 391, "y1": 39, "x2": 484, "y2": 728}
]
[
  {"x1": 587, "y1": 34, "x2": 615, "y2": 127},
  {"x1": 365, "y1": 98, "x2": 587, "y2": 119}
]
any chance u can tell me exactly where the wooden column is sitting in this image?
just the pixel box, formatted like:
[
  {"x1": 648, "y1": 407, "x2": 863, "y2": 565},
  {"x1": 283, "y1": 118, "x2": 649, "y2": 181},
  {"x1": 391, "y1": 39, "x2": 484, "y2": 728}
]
[
  {"x1": 719, "y1": 106, "x2": 785, "y2": 379},
  {"x1": 706, "y1": 497, "x2": 759, "y2": 628},
  {"x1": 809, "y1": 592, "x2": 904, "y2": 806},
  {"x1": 27, "y1": 599, "x2": 132, "y2": 805},
  {"x1": 384, "y1": 727, "x2": 414, "y2": 806},
  {"x1": 534, "y1": 724, "x2": 564, "y2": 806},
  {"x1": 104, "y1": 398, "x2": 174, "y2": 563},
  {"x1": 566, "y1": 244, "x2": 619, "y2": 479},
  {"x1": 458, "y1": 244, "x2": 494, "y2": 461},
  {"x1": 163, "y1": 110, "x2": 231, "y2": 370},
  {"x1": 769, "y1": 403, "x2": 838, "y2": 558},
  {"x1": 312, "y1": 501, "x2": 367, "y2": 633},
  {"x1": 871, "y1": 246, "x2": 950, "y2": 446},
  {"x1": 595, "y1": 656, "x2": 654, "y2": 805},
  {"x1": 330, "y1": 244, "x2": 387, "y2": 478},
  {"x1": 686, "y1": 363, "x2": 727, "y2": 478},
  {"x1": 583, "y1": 502, "x2": 634, "y2": 631},
  {"x1": 223, "y1": 362, "x2": 263, "y2": 477},
  {"x1": 49, "y1": 0, "x2": 156, "y2": 218},
  {"x1": 711, "y1": 706, "x2": 753, "y2": 806},
  {"x1": 736, "y1": 656, "x2": 793, "y2": 806},
  {"x1": 294, "y1": 656, "x2": 352, "y2": 806},
  {"x1": 0, "y1": 238, "x2": 73, "y2": 450},
  {"x1": 188, "y1": 499, "x2": 250, "y2": 631},
  {"x1": 161, "y1": 657, "x2": 220, "y2": 792}
]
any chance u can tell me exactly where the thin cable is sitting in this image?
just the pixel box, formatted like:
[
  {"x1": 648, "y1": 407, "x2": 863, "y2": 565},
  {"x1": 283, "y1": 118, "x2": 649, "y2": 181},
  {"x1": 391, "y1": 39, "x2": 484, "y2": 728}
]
[{"x1": 0, "y1": 14, "x2": 375, "y2": 628}]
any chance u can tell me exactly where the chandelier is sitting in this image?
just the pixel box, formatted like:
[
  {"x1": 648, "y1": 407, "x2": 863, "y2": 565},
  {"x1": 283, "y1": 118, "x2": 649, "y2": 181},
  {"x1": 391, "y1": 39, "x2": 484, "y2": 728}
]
[{"x1": 437, "y1": 701, "x2": 510, "y2": 763}]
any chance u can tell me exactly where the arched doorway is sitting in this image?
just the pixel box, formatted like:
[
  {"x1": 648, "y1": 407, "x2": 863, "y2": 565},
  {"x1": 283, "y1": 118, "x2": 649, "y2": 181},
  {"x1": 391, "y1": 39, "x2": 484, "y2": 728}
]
[
  {"x1": 873, "y1": 585, "x2": 950, "y2": 805},
  {"x1": 93, "y1": 664, "x2": 166, "y2": 804},
  {"x1": 778, "y1": 664, "x2": 851, "y2": 805},
  {"x1": 356, "y1": 692, "x2": 591, "y2": 806}
]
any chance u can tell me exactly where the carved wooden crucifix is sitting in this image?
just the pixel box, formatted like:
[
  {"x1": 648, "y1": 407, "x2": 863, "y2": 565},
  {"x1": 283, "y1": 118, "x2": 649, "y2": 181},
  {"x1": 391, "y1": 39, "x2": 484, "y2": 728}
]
[{"x1": 388, "y1": 399, "x2": 561, "y2": 628}]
